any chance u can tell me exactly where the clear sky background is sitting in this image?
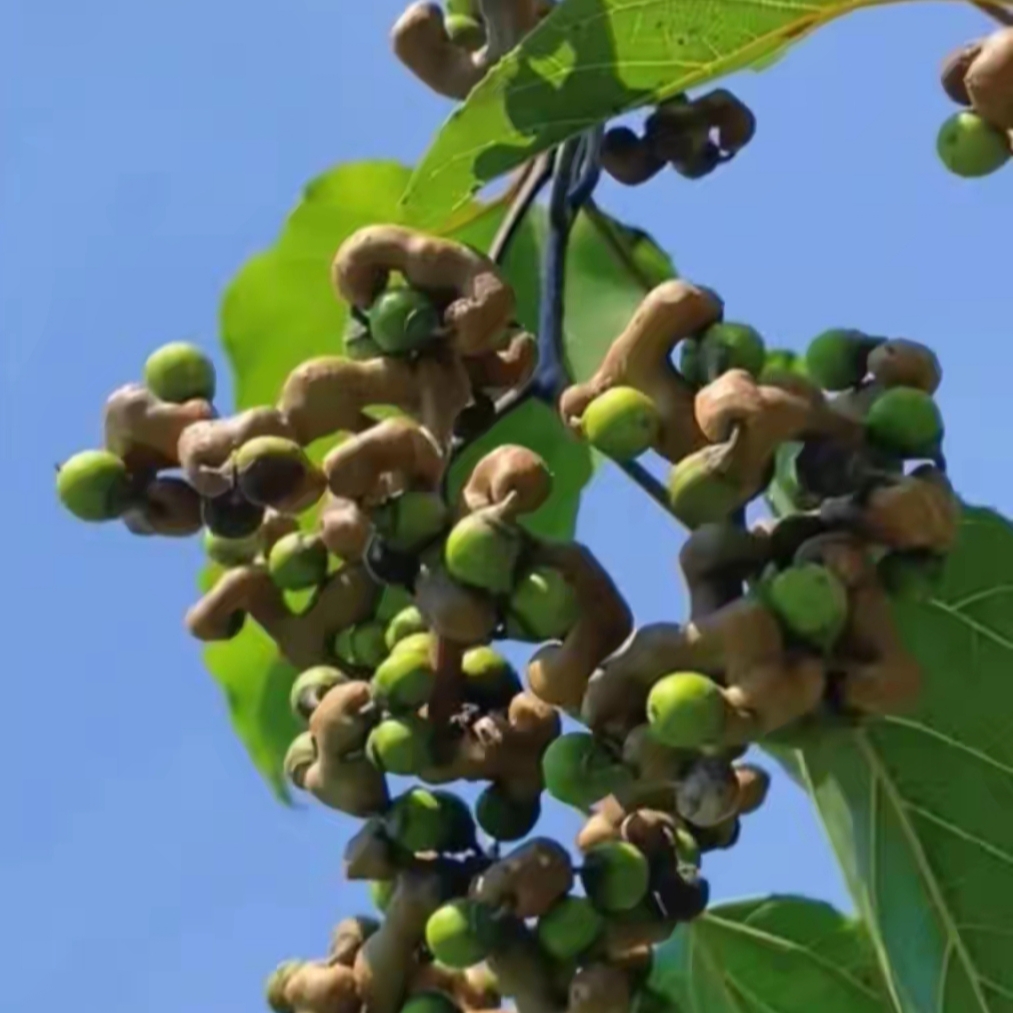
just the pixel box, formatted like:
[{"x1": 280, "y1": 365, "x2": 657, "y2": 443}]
[{"x1": 2, "y1": 1, "x2": 1011, "y2": 1010}]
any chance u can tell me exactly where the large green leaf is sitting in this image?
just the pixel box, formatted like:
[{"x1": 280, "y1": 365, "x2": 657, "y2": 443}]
[
  {"x1": 400, "y1": 0, "x2": 1013, "y2": 225},
  {"x1": 769, "y1": 506, "x2": 1013, "y2": 1013},
  {"x1": 209, "y1": 160, "x2": 673, "y2": 795},
  {"x1": 646, "y1": 895, "x2": 891, "y2": 1013}
]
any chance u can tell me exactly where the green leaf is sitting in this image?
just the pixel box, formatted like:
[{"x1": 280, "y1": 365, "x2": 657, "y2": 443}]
[
  {"x1": 646, "y1": 895, "x2": 892, "y2": 1013},
  {"x1": 769, "y1": 506, "x2": 1013, "y2": 1013},
  {"x1": 207, "y1": 160, "x2": 673, "y2": 795},
  {"x1": 400, "y1": 0, "x2": 1013, "y2": 225}
]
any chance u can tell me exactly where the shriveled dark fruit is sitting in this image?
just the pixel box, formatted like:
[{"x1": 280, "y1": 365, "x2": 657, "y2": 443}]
[
  {"x1": 234, "y1": 436, "x2": 314, "y2": 508},
  {"x1": 56, "y1": 450, "x2": 132, "y2": 522},
  {"x1": 385, "y1": 786, "x2": 446, "y2": 852},
  {"x1": 201, "y1": 487, "x2": 265, "y2": 539},
  {"x1": 698, "y1": 322, "x2": 766, "y2": 381},
  {"x1": 940, "y1": 41, "x2": 980, "y2": 106},
  {"x1": 369, "y1": 286, "x2": 441, "y2": 356},
  {"x1": 372, "y1": 645, "x2": 435, "y2": 712},
  {"x1": 542, "y1": 733, "x2": 632, "y2": 811},
  {"x1": 143, "y1": 341, "x2": 216, "y2": 403},
  {"x1": 581, "y1": 386, "x2": 661, "y2": 461},
  {"x1": 647, "y1": 672, "x2": 728, "y2": 749},
  {"x1": 877, "y1": 550, "x2": 947, "y2": 602},
  {"x1": 506, "y1": 566, "x2": 580, "y2": 642},
  {"x1": 445, "y1": 12, "x2": 485, "y2": 49},
  {"x1": 400, "y1": 993, "x2": 460, "y2": 1013},
  {"x1": 373, "y1": 491, "x2": 449, "y2": 553},
  {"x1": 461, "y1": 646, "x2": 521, "y2": 709},
  {"x1": 936, "y1": 110, "x2": 1010, "y2": 178},
  {"x1": 366, "y1": 716, "x2": 434, "y2": 775},
  {"x1": 453, "y1": 394, "x2": 498, "y2": 443},
  {"x1": 385, "y1": 606, "x2": 428, "y2": 650},
  {"x1": 764, "y1": 562, "x2": 848, "y2": 651},
  {"x1": 425, "y1": 900, "x2": 490, "y2": 969},
  {"x1": 866, "y1": 387, "x2": 944, "y2": 458},
  {"x1": 581, "y1": 841, "x2": 650, "y2": 913},
  {"x1": 431, "y1": 790, "x2": 478, "y2": 851},
  {"x1": 867, "y1": 339, "x2": 942, "y2": 394},
  {"x1": 370, "y1": 878, "x2": 395, "y2": 913},
  {"x1": 444, "y1": 514, "x2": 523, "y2": 595},
  {"x1": 537, "y1": 897, "x2": 605, "y2": 961},
  {"x1": 364, "y1": 534, "x2": 421, "y2": 588},
  {"x1": 675, "y1": 757, "x2": 740, "y2": 827},
  {"x1": 203, "y1": 529, "x2": 261, "y2": 566},
  {"x1": 289, "y1": 665, "x2": 347, "y2": 721},
  {"x1": 692, "y1": 818, "x2": 741, "y2": 852},
  {"x1": 804, "y1": 328, "x2": 880, "y2": 391},
  {"x1": 268, "y1": 532, "x2": 329, "y2": 590},
  {"x1": 343, "y1": 313, "x2": 381, "y2": 361},
  {"x1": 667, "y1": 444, "x2": 747, "y2": 529},
  {"x1": 475, "y1": 783, "x2": 541, "y2": 842}
]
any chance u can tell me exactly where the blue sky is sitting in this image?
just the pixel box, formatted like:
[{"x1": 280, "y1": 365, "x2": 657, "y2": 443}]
[{"x1": 3, "y1": 0, "x2": 1012, "y2": 1010}]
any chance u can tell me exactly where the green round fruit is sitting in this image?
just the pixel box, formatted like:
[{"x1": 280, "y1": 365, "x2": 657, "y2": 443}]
[
  {"x1": 444, "y1": 514, "x2": 523, "y2": 595},
  {"x1": 374, "y1": 491, "x2": 449, "y2": 553},
  {"x1": 667, "y1": 446, "x2": 746, "y2": 529},
  {"x1": 475, "y1": 784, "x2": 540, "y2": 841},
  {"x1": 425, "y1": 901, "x2": 489, "y2": 969},
  {"x1": 376, "y1": 584, "x2": 415, "y2": 624},
  {"x1": 234, "y1": 436, "x2": 311, "y2": 508},
  {"x1": 678, "y1": 340, "x2": 705, "y2": 387},
  {"x1": 385, "y1": 787, "x2": 446, "y2": 853},
  {"x1": 646, "y1": 672, "x2": 728, "y2": 750},
  {"x1": 431, "y1": 790, "x2": 477, "y2": 851},
  {"x1": 289, "y1": 665, "x2": 346, "y2": 721},
  {"x1": 699, "y1": 322, "x2": 766, "y2": 381},
  {"x1": 766, "y1": 563, "x2": 848, "y2": 650},
  {"x1": 369, "y1": 287, "x2": 441, "y2": 356},
  {"x1": 937, "y1": 110, "x2": 1011, "y2": 178},
  {"x1": 372, "y1": 648, "x2": 434, "y2": 712},
  {"x1": 203, "y1": 529, "x2": 261, "y2": 566},
  {"x1": 143, "y1": 341, "x2": 216, "y2": 403},
  {"x1": 541, "y1": 733, "x2": 632, "y2": 810},
  {"x1": 366, "y1": 718, "x2": 434, "y2": 775},
  {"x1": 507, "y1": 566, "x2": 580, "y2": 642},
  {"x1": 581, "y1": 842, "x2": 650, "y2": 913},
  {"x1": 536, "y1": 897, "x2": 604, "y2": 961},
  {"x1": 399, "y1": 993, "x2": 460, "y2": 1013},
  {"x1": 56, "y1": 450, "x2": 132, "y2": 522},
  {"x1": 370, "y1": 879, "x2": 395, "y2": 913},
  {"x1": 391, "y1": 631, "x2": 436, "y2": 658},
  {"x1": 268, "y1": 532, "x2": 329, "y2": 590},
  {"x1": 581, "y1": 386, "x2": 660, "y2": 461},
  {"x1": 385, "y1": 606, "x2": 428, "y2": 651},
  {"x1": 351, "y1": 621, "x2": 390, "y2": 669},
  {"x1": 805, "y1": 329, "x2": 878, "y2": 391},
  {"x1": 462, "y1": 647, "x2": 521, "y2": 709},
  {"x1": 445, "y1": 12, "x2": 485, "y2": 49},
  {"x1": 866, "y1": 387, "x2": 944, "y2": 458}
]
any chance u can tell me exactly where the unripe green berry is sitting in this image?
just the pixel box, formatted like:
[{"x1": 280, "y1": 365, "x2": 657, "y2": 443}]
[
  {"x1": 370, "y1": 879, "x2": 395, "y2": 913},
  {"x1": 475, "y1": 784, "x2": 540, "y2": 841},
  {"x1": 392, "y1": 631, "x2": 436, "y2": 658},
  {"x1": 698, "y1": 322, "x2": 766, "y2": 380},
  {"x1": 369, "y1": 287, "x2": 441, "y2": 356},
  {"x1": 143, "y1": 341, "x2": 216, "y2": 403},
  {"x1": 445, "y1": 12, "x2": 484, "y2": 49},
  {"x1": 425, "y1": 900, "x2": 489, "y2": 969},
  {"x1": 765, "y1": 562, "x2": 848, "y2": 651},
  {"x1": 646, "y1": 672, "x2": 728, "y2": 749},
  {"x1": 537, "y1": 897, "x2": 604, "y2": 961},
  {"x1": 203, "y1": 528, "x2": 261, "y2": 567},
  {"x1": 866, "y1": 387, "x2": 944, "y2": 458},
  {"x1": 366, "y1": 717, "x2": 434, "y2": 775},
  {"x1": 581, "y1": 386, "x2": 660, "y2": 461},
  {"x1": 268, "y1": 532, "x2": 328, "y2": 590},
  {"x1": 56, "y1": 450, "x2": 132, "y2": 522},
  {"x1": 385, "y1": 786, "x2": 448, "y2": 853},
  {"x1": 289, "y1": 665, "x2": 346, "y2": 721},
  {"x1": 462, "y1": 646, "x2": 521, "y2": 709},
  {"x1": 805, "y1": 329, "x2": 878, "y2": 391},
  {"x1": 385, "y1": 606, "x2": 428, "y2": 651},
  {"x1": 937, "y1": 110, "x2": 1011, "y2": 178},
  {"x1": 372, "y1": 646, "x2": 434, "y2": 712},
  {"x1": 431, "y1": 790, "x2": 477, "y2": 852},
  {"x1": 541, "y1": 732, "x2": 632, "y2": 811},
  {"x1": 507, "y1": 566, "x2": 579, "y2": 642},
  {"x1": 581, "y1": 842, "x2": 650, "y2": 913},
  {"x1": 667, "y1": 446, "x2": 746, "y2": 529},
  {"x1": 444, "y1": 514, "x2": 523, "y2": 595},
  {"x1": 678, "y1": 339, "x2": 705, "y2": 387},
  {"x1": 374, "y1": 491, "x2": 449, "y2": 552}
]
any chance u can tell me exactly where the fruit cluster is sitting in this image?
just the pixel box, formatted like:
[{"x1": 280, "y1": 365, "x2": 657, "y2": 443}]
[
  {"x1": 57, "y1": 224, "x2": 960, "y2": 1013},
  {"x1": 937, "y1": 26, "x2": 1013, "y2": 178}
]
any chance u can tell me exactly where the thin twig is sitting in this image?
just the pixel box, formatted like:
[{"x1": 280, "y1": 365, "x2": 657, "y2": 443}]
[
  {"x1": 616, "y1": 458, "x2": 672, "y2": 514},
  {"x1": 973, "y1": 1, "x2": 1013, "y2": 26},
  {"x1": 489, "y1": 153, "x2": 554, "y2": 265}
]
